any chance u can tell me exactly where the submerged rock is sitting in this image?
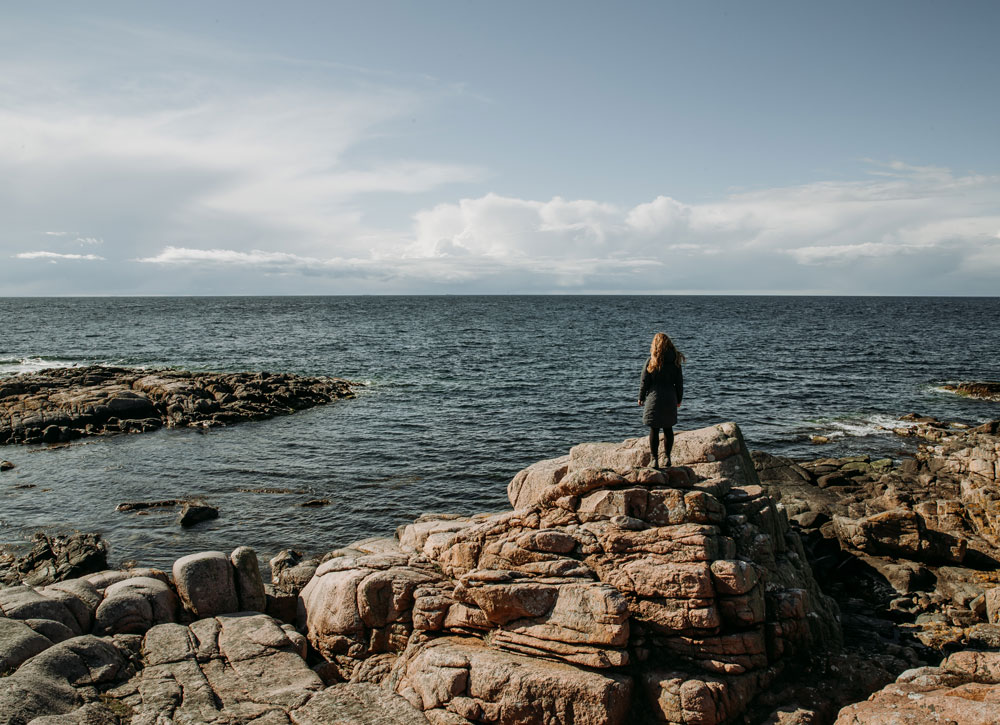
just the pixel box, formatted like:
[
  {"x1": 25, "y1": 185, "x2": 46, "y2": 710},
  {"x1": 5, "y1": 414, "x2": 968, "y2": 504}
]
[{"x1": 177, "y1": 501, "x2": 219, "y2": 527}]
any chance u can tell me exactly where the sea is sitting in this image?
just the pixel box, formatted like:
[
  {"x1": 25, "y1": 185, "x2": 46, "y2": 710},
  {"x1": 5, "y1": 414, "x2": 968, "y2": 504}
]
[{"x1": 1, "y1": 296, "x2": 998, "y2": 571}]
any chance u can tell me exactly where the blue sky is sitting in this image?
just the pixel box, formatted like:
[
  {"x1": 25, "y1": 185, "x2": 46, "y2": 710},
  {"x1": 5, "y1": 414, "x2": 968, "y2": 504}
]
[{"x1": 2, "y1": 1, "x2": 999, "y2": 294}]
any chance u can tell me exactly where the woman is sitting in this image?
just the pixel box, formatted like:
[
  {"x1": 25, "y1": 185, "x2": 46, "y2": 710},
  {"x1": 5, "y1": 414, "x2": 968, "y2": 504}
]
[{"x1": 638, "y1": 332, "x2": 685, "y2": 468}]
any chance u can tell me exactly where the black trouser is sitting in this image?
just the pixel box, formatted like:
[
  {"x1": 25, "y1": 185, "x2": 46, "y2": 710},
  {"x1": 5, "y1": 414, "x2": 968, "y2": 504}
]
[{"x1": 648, "y1": 426, "x2": 674, "y2": 465}]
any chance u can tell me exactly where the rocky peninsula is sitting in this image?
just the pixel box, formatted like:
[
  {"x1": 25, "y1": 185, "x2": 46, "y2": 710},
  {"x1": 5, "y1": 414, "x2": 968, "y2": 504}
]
[
  {"x1": 0, "y1": 366, "x2": 355, "y2": 445},
  {"x1": 1, "y1": 420, "x2": 999, "y2": 724}
]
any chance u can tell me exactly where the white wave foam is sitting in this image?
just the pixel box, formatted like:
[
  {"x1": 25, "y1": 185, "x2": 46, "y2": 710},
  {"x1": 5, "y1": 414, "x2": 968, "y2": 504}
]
[
  {"x1": 930, "y1": 385, "x2": 960, "y2": 396},
  {"x1": 813, "y1": 414, "x2": 920, "y2": 439},
  {"x1": 0, "y1": 356, "x2": 78, "y2": 376}
]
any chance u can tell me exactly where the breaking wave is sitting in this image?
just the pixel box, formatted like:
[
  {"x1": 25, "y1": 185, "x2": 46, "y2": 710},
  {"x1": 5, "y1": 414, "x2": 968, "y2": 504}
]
[
  {"x1": 807, "y1": 414, "x2": 921, "y2": 440},
  {"x1": 0, "y1": 356, "x2": 79, "y2": 376}
]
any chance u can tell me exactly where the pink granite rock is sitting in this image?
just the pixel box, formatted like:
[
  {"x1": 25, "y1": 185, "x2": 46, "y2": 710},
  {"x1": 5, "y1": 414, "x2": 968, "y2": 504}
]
[
  {"x1": 835, "y1": 650, "x2": 1000, "y2": 725},
  {"x1": 293, "y1": 423, "x2": 841, "y2": 724}
]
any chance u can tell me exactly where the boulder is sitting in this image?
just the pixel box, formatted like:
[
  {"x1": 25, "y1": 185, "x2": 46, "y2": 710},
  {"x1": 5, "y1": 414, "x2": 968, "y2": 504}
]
[
  {"x1": 270, "y1": 549, "x2": 320, "y2": 596},
  {"x1": 0, "y1": 617, "x2": 53, "y2": 674},
  {"x1": 231, "y1": 545, "x2": 267, "y2": 612},
  {"x1": 298, "y1": 551, "x2": 440, "y2": 677},
  {"x1": 833, "y1": 509, "x2": 967, "y2": 564},
  {"x1": 172, "y1": 551, "x2": 238, "y2": 618},
  {"x1": 21, "y1": 618, "x2": 75, "y2": 644},
  {"x1": 178, "y1": 501, "x2": 219, "y2": 527},
  {"x1": 93, "y1": 576, "x2": 178, "y2": 635},
  {"x1": 0, "y1": 635, "x2": 131, "y2": 725},
  {"x1": 39, "y1": 578, "x2": 102, "y2": 633},
  {"x1": 0, "y1": 585, "x2": 82, "y2": 635},
  {"x1": 643, "y1": 668, "x2": 764, "y2": 725},
  {"x1": 987, "y1": 586, "x2": 1000, "y2": 624}
]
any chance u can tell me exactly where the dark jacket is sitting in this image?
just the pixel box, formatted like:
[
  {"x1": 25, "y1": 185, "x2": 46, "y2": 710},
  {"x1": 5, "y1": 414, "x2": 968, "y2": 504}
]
[{"x1": 639, "y1": 350, "x2": 683, "y2": 427}]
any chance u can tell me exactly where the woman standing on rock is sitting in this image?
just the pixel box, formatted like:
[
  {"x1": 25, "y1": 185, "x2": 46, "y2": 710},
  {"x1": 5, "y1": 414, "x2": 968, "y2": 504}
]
[{"x1": 639, "y1": 332, "x2": 684, "y2": 468}]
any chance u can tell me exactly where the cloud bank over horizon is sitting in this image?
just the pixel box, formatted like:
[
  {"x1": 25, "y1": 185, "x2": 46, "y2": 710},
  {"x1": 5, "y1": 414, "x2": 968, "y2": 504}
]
[
  {"x1": 123, "y1": 163, "x2": 1000, "y2": 295},
  {"x1": 9, "y1": 158, "x2": 1000, "y2": 295},
  {"x1": 2, "y1": 6, "x2": 998, "y2": 296}
]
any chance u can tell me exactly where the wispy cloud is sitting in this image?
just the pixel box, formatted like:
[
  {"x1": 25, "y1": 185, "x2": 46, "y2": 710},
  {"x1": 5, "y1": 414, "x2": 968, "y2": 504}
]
[
  {"x1": 14, "y1": 251, "x2": 104, "y2": 261},
  {"x1": 0, "y1": 18, "x2": 484, "y2": 270}
]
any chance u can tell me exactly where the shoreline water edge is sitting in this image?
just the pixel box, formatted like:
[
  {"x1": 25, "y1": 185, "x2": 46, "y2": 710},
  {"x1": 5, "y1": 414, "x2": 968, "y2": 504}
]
[{"x1": 2, "y1": 367, "x2": 1000, "y2": 723}]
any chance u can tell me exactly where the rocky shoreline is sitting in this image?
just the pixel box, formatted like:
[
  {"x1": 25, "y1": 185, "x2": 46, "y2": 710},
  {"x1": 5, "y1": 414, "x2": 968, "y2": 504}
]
[
  {"x1": 1, "y1": 419, "x2": 999, "y2": 724},
  {"x1": 0, "y1": 366, "x2": 356, "y2": 445}
]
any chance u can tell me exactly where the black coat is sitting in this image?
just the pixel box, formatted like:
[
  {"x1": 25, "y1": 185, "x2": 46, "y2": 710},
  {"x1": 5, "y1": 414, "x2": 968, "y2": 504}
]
[{"x1": 639, "y1": 350, "x2": 684, "y2": 427}]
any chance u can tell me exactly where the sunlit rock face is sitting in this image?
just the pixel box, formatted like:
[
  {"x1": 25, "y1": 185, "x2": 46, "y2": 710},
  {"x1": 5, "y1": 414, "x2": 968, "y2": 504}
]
[{"x1": 299, "y1": 423, "x2": 842, "y2": 725}]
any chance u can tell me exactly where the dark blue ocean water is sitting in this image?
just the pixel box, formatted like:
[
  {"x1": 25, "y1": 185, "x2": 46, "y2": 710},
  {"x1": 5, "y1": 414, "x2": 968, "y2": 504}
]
[{"x1": 2, "y1": 296, "x2": 998, "y2": 570}]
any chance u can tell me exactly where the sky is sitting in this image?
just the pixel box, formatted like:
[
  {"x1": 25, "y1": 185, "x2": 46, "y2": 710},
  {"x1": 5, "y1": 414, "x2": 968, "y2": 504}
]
[{"x1": 2, "y1": 1, "x2": 999, "y2": 295}]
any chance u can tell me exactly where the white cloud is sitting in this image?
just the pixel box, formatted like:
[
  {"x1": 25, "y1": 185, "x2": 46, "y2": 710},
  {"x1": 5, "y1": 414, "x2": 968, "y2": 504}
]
[
  {"x1": 14, "y1": 251, "x2": 103, "y2": 261},
  {"x1": 123, "y1": 161, "x2": 1000, "y2": 293},
  {"x1": 0, "y1": 21, "x2": 485, "y2": 268},
  {"x1": 788, "y1": 242, "x2": 909, "y2": 265},
  {"x1": 396, "y1": 163, "x2": 1000, "y2": 292}
]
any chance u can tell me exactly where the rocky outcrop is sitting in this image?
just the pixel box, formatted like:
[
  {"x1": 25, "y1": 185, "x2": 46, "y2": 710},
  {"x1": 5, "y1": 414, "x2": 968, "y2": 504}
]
[
  {"x1": 835, "y1": 650, "x2": 1000, "y2": 724},
  {"x1": 293, "y1": 423, "x2": 844, "y2": 724},
  {"x1": 755, "y1": 419, "x2": 1000, "y2": 659},
  {"x1": 0, "y1": 532, "x2": 108, "y2": 587},
  {"x1": 942, "y1": 381, "x2": 1000, "y2": 402},
  {"x1": 9, "y1": 419, "x2": 989, "y2": 724},
  {"x1": 0, "y1": 365, "x2": 355, "y2": 444}
]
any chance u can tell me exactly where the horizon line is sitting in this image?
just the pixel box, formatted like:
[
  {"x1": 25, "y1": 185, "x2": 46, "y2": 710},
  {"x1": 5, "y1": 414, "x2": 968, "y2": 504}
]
[{"x1": 2, "y1": 293, "x2": 999, "y2": 299}]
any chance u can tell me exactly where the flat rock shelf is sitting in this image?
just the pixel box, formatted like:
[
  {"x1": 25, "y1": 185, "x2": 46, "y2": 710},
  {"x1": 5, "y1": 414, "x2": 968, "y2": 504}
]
[{"x1": 0, "y1": 366, "x2": 356, "y2": 445}]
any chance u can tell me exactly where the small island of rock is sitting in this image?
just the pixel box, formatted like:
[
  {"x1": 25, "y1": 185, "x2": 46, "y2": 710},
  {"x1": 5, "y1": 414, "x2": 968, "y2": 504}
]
[
  {"x1": 942, "y1": 381, "x2": 1000, "y2": 402},
  {"x1": 0, "y1": 366, "x2": 355, "y2": 445}
]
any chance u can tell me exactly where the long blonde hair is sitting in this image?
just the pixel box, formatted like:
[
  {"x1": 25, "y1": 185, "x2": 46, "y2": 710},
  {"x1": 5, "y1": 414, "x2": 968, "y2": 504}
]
[{"x1": 647, "y1": 332, "x2": 685, "y2": 372}]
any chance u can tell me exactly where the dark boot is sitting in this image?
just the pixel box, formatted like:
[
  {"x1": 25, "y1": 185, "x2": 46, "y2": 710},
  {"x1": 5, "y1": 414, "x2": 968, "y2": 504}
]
[{"x1": 648, "y1": 428, "x2": 660, "y2": 468}]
